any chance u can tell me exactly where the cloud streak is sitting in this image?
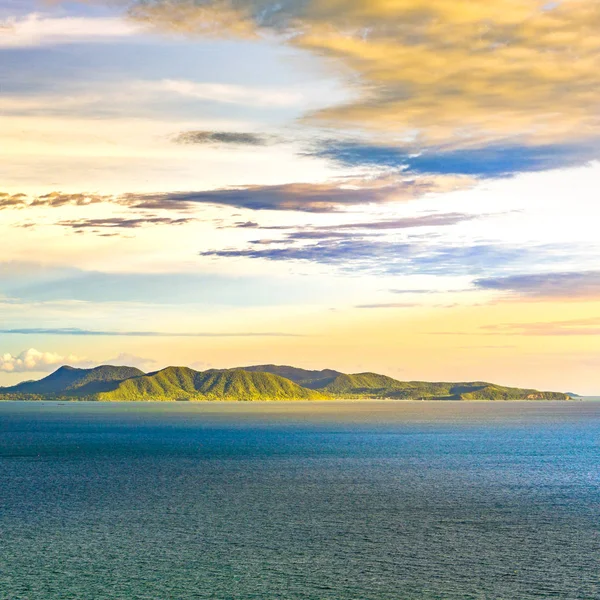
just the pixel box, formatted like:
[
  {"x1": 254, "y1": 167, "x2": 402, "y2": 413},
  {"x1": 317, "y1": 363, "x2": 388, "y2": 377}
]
[
  {"x1": 239, "y1": 212, "x2": 479, "y2": 244},
  {"x1": 2, "y1": 177, "x2": 473, "y2": 214},
  {"x1": 156, "y1": 79, "x2": 302, "y2": 107},
  {"x1": 475, "y1": 271, "x2": 600, "y2": 299},
  {"x1": 57, "y1": 216, "x2": 194, "y2": 230},
  {"x1": 355, "y1": 302, "x2": 420, "y2": 309},
  {"x1": 0, "y1": 192, "x2": 110, "y2": 210},
  {"x1": 482, "y1": 317, "x2": 600, "y2": 336},
  {"x1": 125, "y1": 177, "x2": 474, "y2": 212},
  {"x1": 122, "y1": 183, "x2": 398, "y2": 212},
  {"x1": 201, "y1": 237, "x2": 535, "y2": 277},
  {"x1": 0, "y1": 328, "x2": 304, "y2": 337}
]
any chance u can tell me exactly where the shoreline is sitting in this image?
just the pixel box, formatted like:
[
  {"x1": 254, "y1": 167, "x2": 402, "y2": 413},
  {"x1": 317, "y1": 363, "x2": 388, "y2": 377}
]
[{"x1": 0, "y1": 397, "x2": 593, "y2": 404}]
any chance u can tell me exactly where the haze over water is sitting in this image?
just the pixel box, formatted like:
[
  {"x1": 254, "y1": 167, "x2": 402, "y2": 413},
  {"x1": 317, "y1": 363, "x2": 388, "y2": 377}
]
[{"x1": 1, "y1": 401, "x2": 599, "y2": 599}]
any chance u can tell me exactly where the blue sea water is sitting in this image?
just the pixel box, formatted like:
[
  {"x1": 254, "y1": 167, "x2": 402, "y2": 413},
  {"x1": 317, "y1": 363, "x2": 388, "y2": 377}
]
[{"x1": 0, "y1": 401, "x2": 599, "y2": 600}]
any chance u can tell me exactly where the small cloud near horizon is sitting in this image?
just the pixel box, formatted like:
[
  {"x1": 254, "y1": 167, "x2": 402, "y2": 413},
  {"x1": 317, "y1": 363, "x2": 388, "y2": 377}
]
[
  {"x1": 173, "y1": 131, "x2": 272, "y2": 146},
  {"x1": 0, "y1": 348, "x2": 93, "y2": 373}
]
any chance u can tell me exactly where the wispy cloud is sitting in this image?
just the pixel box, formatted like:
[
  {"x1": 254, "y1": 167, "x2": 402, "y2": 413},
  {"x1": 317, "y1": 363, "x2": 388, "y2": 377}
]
[
  {"x1": 250, "y1": 212, "x2": 478, "y2": 233},
  {"x1": 0, "y1": 14, "x2": 141, "y2": 48},
  {"x1": 57, "y1": 216, "x2": 194, "y2": 230},
  {"x1": 155, "y1": 79, "x2": 302, "y2": 107},
  {"x1": 355, "y1": 302, "x2": 420, "y2": 309},
  {"x1": 475, "y1": 271, "x2": 600, "y2": 299},
  {"x1": 201, "y1": 238, "x2": 538, "y2": 277},
  {"x1": 237, "y1": 212, "x2": 478, "y2": 245},
  {"x1": 0, "y1": 328, "x2": 304, "y2": 337},
  {"x1": 389, "y1": 289, "x2": 443, "y2": 295},
  {"x1": 99, "y1": 352, "x2": 157, "y2": 371},
  {"x1": 0, "y1": 192, "x2": 110, "y2": 210},
  {"x1": 482, "y1": 317, "x2": 600, "y2": 336}
]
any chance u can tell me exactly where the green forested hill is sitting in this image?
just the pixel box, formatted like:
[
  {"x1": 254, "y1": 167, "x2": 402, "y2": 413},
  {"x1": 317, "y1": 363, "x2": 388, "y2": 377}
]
[
  {"x1": 311, "y1": 373, "x2": 568, "y2": 400},
  {"x1": 240, "y1": 365, "x2": 341, "y2": 387},
  {"x1": 96, "y1": 367, "x2": 325, "y2": 401},
  {"x1": 318, "y1": 372, "x2": 409, "y2": 395},
  {"x1": 0, "y1": 363, "x2": 571, "y2": 401},
  {"x1": 2, "y1": 365, "x2": 145, "y2": 396},
  {"x1": 457, "y1": 384, "x2": 568, "y2": 401}
]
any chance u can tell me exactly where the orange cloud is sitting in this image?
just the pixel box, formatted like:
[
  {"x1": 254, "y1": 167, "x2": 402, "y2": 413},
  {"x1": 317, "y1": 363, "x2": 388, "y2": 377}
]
[{"x1": 121, "y1": 0, "x2": 600, "y2": 148}]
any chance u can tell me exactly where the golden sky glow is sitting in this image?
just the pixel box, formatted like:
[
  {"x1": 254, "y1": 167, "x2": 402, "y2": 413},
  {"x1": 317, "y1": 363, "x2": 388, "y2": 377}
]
[{"x1": 1, "y1": 0, "x2": 599, "y2": 393}]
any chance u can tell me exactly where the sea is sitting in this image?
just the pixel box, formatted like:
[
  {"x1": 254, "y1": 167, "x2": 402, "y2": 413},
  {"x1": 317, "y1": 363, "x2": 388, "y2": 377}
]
[{"x1": 0, "y1": 401, "x2": 598, "y2": 600}]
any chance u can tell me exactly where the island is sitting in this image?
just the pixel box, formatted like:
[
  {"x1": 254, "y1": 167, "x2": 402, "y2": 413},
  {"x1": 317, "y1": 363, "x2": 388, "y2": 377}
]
[{"x1": 0, "y1": 364, "x2": 572, "y2": 402}]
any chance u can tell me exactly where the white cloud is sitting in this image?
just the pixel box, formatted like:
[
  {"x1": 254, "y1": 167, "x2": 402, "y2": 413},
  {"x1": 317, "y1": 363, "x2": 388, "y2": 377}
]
[
  {"x1": 102, "y1": 352, "x2": 157, "y2": 371},
  {"x1": 0, "y1": 348, "x2": 91, "y2": 373},
  {"x1": 155, "y1": 79, "x2": 303, "y2": 107},
  {"x1": 188, "y1": 360, "x2": 213, "y2": 371},
  {"x1": 0, "y1": 14, "x2": 141, "y2": 48},
  {"x1": 0, "y1": 349, "x2": 158, "y2": 374}
]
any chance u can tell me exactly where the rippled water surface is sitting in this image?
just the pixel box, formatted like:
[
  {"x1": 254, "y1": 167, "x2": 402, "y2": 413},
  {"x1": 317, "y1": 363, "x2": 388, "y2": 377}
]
[{"x1": 1, "y1": 401, "x2": 599, "y2": 599}]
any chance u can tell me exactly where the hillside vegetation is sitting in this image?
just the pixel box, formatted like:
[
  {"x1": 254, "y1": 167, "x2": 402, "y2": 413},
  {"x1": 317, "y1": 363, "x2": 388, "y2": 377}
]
[
  {"x1": 0, "y1": 363, "x2": 572, "y2": 401},
  {"x1": 96, "y1": 368, "x2": 325, "y2": 401},
  {"x1": 241, "y1": 365, "x2": 341, "y2": 388},
  {"x1": 5, "y1": 365, "x2": 144, "y2": 396},
  {"x1": 319, "y1": 372, "x2": 410, "y2": 395}
]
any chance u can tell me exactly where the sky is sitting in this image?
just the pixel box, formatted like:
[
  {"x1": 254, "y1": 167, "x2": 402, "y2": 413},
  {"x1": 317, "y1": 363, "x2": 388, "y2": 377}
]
[{"x1": 1, "y1": 0, "x2": 599, "y2": 394}]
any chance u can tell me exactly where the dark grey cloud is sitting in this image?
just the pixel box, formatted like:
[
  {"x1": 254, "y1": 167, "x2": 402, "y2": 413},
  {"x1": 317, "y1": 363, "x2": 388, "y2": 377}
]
[
  {"x1": 122, "y1": 183, "x2": 397, "y2": 212},
  {"x1": 3, "y1": 177, "x2": 473, "y2": 215},
  {"x1": 475, "y1": 271, "x2": 600, "y2": 299},
  {"x1": 57, "y1": 216, "x2": 194, "y2": 229},
  {"x1": 233, "y1": 221, "x2": 261, "y2": 228},
  {"x1": 3, "y1": 185, "x2": 388, "y2": 214},
  {"x1": 201, "y1": 238, "x2": 406, "y2": 266},
  {"x1": 173, "y1": 130, "x2": 271, "y2": 146},
  {"x1": 0, "y1": 328, "x2": 303, "y2": 337}
]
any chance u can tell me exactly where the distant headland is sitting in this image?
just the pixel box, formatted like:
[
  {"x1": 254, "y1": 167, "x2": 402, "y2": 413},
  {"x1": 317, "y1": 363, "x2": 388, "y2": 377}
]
[{"x1": 0, "y1": 364, "x2": 573, "y2": 402}]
